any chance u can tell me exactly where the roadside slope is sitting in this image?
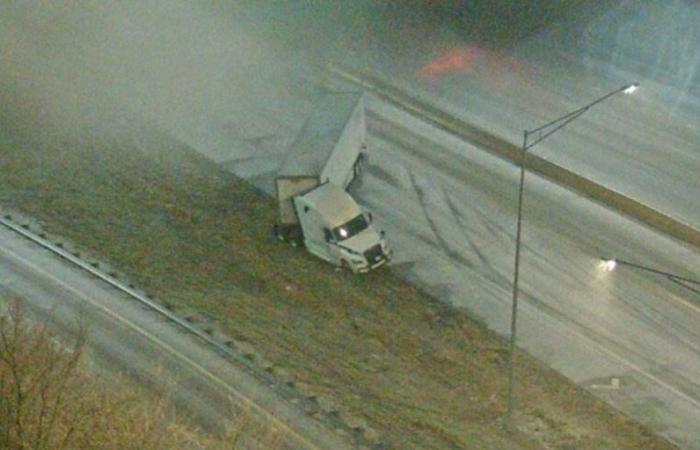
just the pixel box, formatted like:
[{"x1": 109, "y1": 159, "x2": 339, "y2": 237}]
[{"x1": 0, "y1": 125, "x2": 676, "y2": 449}]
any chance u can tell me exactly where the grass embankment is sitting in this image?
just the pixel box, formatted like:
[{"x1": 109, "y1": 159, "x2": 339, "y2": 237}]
[
  {"x1": 0, "y1": 298, "x2": 281, "y2": 450},
  {"x1": 0, "y1": 126, "x2": 676, "y2": 449}
]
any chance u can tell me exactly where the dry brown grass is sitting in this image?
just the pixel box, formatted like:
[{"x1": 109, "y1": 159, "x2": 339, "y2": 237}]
[
  {"x1": 0, "y1": 125, "x2": 678, "y2": 449},
  {"x1": 0, "y1": 297, "x2": 282, "y2": 450}
]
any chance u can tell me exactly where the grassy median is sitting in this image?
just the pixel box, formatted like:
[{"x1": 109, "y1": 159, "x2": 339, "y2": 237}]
[{"x1": 0, "y1": 124, "x2": 676, "y2": 449}]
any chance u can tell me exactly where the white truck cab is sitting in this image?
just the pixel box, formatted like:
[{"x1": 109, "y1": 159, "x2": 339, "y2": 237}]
[{"x1": 294, "y1": 183, "x2": 390, "y2": 273}]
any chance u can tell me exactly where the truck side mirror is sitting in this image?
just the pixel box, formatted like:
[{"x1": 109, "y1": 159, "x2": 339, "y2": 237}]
[
  {"x1": 367, "y1": 212, "x2": 373, "y2": 223},
  {"x1": 324, "y1": 228, "x2": 333, "y2": 242},
  {"x1": 380, "y1": 230, "x2": 386, "y2": 238}
]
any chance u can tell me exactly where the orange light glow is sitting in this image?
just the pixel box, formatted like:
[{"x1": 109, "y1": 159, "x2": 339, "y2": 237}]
[
  {"x1": 418, "y1": 45, "x2": 484, "y2": 79},
  {"x1": 417, "y1": 45, "x2": 535, "y2": 90}
]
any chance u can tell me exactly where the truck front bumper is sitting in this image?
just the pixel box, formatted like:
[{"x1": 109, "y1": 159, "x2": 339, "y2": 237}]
[{"x1": 356, "y1": 249, "x2": 392, "y2": 273}]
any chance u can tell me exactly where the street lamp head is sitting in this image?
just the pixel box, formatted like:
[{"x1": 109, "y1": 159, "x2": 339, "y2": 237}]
[
  {"x1": 600, "y1": 258, "x2": 617, "y2": 272},
  {"x1": 622, "y1": 83, "x2": 640, "y2": 94}
]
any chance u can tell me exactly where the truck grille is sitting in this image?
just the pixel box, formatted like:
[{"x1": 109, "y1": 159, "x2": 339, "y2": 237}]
[{"x1": 364, "y1": 244, "x2": 384, "y2": 264}]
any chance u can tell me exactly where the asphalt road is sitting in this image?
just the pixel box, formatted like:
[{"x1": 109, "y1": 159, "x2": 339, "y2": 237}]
[{"x1": 0, "y1": 223, "x2": 354, "y2": 450}]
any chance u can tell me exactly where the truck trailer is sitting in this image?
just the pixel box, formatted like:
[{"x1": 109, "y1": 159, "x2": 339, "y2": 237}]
[{"x1": 274, "y1": 92, "x2": 391, "y2": 273}]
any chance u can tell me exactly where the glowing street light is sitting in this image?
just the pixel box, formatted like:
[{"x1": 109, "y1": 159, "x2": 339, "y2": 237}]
[
  {"x1": 507, "y1": 82, "x2": 640, "y2": 420},
  {"x1": 598, "y1": 257, "x2": 700, "y2": 295},
  {"x1": 600, "y1": 258, "x2": 618, "y2": 272},
  {"x1": 623, "y1": 83, "x2": 640, "y2": 94}
]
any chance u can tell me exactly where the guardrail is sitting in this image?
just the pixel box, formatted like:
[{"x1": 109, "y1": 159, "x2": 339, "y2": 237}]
[{"x1": 0, "y1": 213, "x2": 235, "y2": 355}]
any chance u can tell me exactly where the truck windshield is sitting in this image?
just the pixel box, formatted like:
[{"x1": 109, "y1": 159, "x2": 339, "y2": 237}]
[{"x1": 332, "y1": 214, "x2": 369, "y2": 241}]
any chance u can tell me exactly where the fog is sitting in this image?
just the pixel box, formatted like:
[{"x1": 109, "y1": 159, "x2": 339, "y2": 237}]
[
  {"x1": 0, "y1": 0, "x2": 622, "y2": 144},
  {"x1": 1, "y1": 2, "x2": 274, "y2": 142},
  {"x1": 1, "y1": 1, "x2": 698, "y2": 214},
  {"x1": 564, "y1": 0, "x2": 700, "y2": 119}
]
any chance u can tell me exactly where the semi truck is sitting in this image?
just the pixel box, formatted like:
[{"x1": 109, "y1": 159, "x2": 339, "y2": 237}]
[{"x1": 274, "y1": 92, "x2": 391, "y2": 273}]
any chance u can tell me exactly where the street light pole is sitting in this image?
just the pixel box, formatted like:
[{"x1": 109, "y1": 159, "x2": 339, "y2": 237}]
[
  {"x1": 507, "y1": 129, "x2": 528, "y2": 418},
  {"x1": 506, "y1": 82, "x2": 639, "y2": 419}
]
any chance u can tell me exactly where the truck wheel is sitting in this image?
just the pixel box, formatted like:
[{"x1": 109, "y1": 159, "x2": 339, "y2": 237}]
[{"x1": 340, "y1": 259, "x2": 350, "y2": 271}]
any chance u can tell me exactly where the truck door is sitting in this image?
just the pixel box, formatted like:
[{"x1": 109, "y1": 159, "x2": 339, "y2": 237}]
[{"x1": 294, "y1": 196, "x2": 333, "y2": 262}]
